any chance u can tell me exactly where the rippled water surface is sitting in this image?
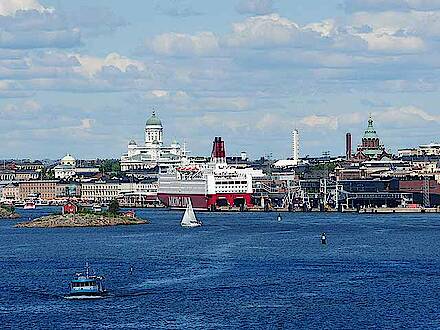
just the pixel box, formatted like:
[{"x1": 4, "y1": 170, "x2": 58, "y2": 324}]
[{"x1": 2, "y1": 207, "x2": 440, "y2": 329}]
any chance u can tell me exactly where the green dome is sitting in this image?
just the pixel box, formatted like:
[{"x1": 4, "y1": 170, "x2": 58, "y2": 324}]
[
  {"x1": 363, "y1": 116, "x2": 378, "y2": 139},
  {"x1": 146, "y1": 111, "x2": 162, "y2": 126}
]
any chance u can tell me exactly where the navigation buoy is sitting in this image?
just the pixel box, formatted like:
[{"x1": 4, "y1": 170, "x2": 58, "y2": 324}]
[{"x1": 321, "y1": 232, "x2": 327, "y2": 245}]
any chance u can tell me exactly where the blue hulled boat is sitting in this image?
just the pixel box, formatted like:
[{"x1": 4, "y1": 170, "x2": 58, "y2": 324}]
[{"x1": 67, "y1": 263, "x2": 107, "y2": 299}]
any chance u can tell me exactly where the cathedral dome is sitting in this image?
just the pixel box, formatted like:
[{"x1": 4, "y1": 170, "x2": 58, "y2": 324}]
[
  {"x1": 146, "y1": 111, "x2": 162, "y2": 126},
  {"x1": 363, "y1": 116, "x2": 379, "y2": 139}
]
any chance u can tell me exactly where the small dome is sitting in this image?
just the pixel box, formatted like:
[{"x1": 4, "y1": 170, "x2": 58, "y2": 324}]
[
  {"x1": 146, "y1": 111, "x2": 162, "y2": 126},
  {"x1": 129, "y1": 139, "x2": 137, "y2": 145},
  {"x1": 61, "y1": 153, "x2": 76, "y2": 166}
]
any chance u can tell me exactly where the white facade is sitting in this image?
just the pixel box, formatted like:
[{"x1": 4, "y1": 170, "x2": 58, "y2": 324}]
[
  {"x1": 81, "y1": 181, "x2": 120, "y2": 202},
  {"x1": 292, "y1": 129, "x2": 299, "y2": 165},
  {"x1": 121, "y1": 112, "x2": 182, "y2": 172},
  {"x1": 81, "y1": 180, "x2": 158, "y2": 202},
  {"x1": 54, "y1": 154, "x2": 99, "y2": 179},
  {"x1": 398, "y1": 143, "x2": 440, "y2": 157}
]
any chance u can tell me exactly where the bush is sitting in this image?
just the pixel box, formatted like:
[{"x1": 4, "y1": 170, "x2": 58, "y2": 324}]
[
  {"x1": 1, "y1": 204, "x2": 15, "y2": 213},
  {"x1": 108, "y1": 199, "x2": 120, "y2": 215}
]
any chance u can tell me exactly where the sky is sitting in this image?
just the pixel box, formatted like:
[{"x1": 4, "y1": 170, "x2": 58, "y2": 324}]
[{"x1": 1, "y1": 0, "x2": 440, "y2": 160}]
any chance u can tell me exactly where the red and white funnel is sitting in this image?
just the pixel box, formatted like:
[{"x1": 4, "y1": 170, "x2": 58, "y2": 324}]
[{"x1": 211, "y1": 137, "x2": 226, "y2": 163}]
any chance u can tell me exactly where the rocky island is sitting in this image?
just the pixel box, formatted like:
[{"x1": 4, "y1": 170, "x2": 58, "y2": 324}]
[
  {"x1": 15, "y1": 213, "x2": 148, "y2": 228},
  {"x1": 0, "y1": 205, "x2": 21, "y2": 219}
]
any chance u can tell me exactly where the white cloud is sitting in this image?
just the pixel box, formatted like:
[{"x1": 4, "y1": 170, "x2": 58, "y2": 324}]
[
  {"x1": 299, "y1": 115, "x2": 339, "y2": 130},
  {"x1": 223, "y1": 14, "x2": 303, "y2": 48},
  {"x1": 304, "y1": 19, "x2": 337, "y2": 37},
  {"x1": 74, "y1": 53, "x2": 146, "y2": 77},
  {"x1": 375, "y1": 105, "x2": 440, "y2": 123},
  {"x1": 79, "y1": 118, "x2": 94, "y2": 130},
  {"x1": 149, "y1": 32, "x2": 219, "y2": 56},
  {"x1": 0, "y1": 0, "x2": 53, "y2": 16},
  {"x1": 141, "y1": 90, "x2": 249, "y2": 112},
  {"x1": 350, "y1": 10, "x2": 440, "y2": 39},
  {"x1": 344, "y1": 0, "x2": 440, "y2": 12},
  {"x1": 236, "y1": 0, "x2": 274, "y2": 15},
  {"x1": 356, "y1": 31, "x2": 426, "y2": 53},
  {"x1": 150, "y1": 90, "x2": 170, "y2": 98},
  {"x1": 155, "y1": 0, "x2": 202, "y2": 17},
  {"x1": 222, "y1": 14, "x2": 368, "y2": 52},
  {"x1": 255, "y1": 113, "x2": 282, "y2": 130},
  {"x1": 199, "y1": 113, "x2": 249, "y2": 131},
  {"x1": 1, "y1": 99, "x2": 41, "y2": 118}
]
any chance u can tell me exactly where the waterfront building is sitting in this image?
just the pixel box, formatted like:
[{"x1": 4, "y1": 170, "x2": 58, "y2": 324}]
[
  {"x1": 1, "y1": 183, "x2": 19, "y2": 202},
  {"x1": 18, "y1": 180, "x2": 58, "y2": 201},
  {"x1": 0, "y1": 169, "x2": 40, "y2": 182},
  {"x1": 335, "y1": 159, "x2": 412, "y2": 180},
  {"x1": 16, "y1": 161, "x2": 44, "y2": 171},
  {"x1": 81, "y1": 180, "x2": 120, "y2": 203},
  {"x1": 119, "y1": 178, "x2": 159, "y2": 207},
  {"x1": 398, "y1": 143, "x2": 440, "y2": 158},
  {"x1": 351, "y1": 116, "x2": 392, "y2": 161},
  {"x1": 80, "y1": 178, "x2": 159, "y2": 204},
  {"x1": 14, "y1": 170, "x2": 40, "y2": 181},
  {"x1": 120, "y1": 111, "x2": 183, "y2": 174},
  {"x1": 56, "y1": 181, "x2": 81, "y2": 199},
  {"x1": 0, "y1": 170, "x2": 15, "y2": 182}
]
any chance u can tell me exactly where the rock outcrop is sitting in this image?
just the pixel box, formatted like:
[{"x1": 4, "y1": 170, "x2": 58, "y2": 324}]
[
  {"x1": 15, "y1": 213, "x2": 148, "y2": 228},
  {"x1": 0, "y1": 206, "x2": 21, "y2": 219}
]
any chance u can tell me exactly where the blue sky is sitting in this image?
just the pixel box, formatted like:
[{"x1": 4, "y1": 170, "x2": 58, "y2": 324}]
[{"x1": 1, "y1": 0, "x2": 440, "y2": 159}]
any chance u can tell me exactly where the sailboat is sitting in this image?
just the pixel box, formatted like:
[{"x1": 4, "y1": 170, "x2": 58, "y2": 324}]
[{"x1": 180, "y1": 199, "x2": 202, "y2": 228}]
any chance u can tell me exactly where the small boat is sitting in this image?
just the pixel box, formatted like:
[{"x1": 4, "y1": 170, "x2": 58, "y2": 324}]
[
  {"x1": 321, "y1": 232, "x2": 327, "y2": 245},
  {"x1": 277, "y1": 213, "x2": 282, "y2": 221},
  {"x1": 67, "y1": 263, "x2": 107, "y2": 299},
  {"x1": 180, "y1": 199, "x2": 202, "y2": 228},
  {"x1": 35, "y1": 199, "x2": 49, "y2": 206},
  {"x1": 23, "y1": 201, "x2": 36, "y2": 210},
  {"x1": 92, "y1": 204, "x2": 102, "y2": 212}
]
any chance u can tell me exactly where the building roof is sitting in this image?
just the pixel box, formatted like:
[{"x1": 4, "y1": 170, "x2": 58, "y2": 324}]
[
  {"x1": 146, "y1": 111, "x2": 162, "y2": 126},
  {"x1": 273, "y1": 159, "x2": 298, "y2": 168}
]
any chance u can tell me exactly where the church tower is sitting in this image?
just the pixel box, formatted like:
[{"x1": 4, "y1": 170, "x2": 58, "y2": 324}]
[{"x1": 145, "y1": 111, "x2": 163, "y2": 148}]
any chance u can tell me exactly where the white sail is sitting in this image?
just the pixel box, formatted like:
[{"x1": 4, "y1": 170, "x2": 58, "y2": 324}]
[{"x1": 181, "y1": 199, "x2": 202, "y2": 227}]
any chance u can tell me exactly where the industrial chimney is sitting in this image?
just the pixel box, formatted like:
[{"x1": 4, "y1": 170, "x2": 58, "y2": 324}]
[
  {"x1": 292, "y1": 129, "x2": 299, "y2": 165},
  {"x1": 346, "y1": 133, "x2": 352, "y2": 160}
]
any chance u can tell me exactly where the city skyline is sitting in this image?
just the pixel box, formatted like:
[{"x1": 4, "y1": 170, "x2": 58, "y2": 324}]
[{"x1": 1, "y1": 0, "x2": 440, "y2": 159}]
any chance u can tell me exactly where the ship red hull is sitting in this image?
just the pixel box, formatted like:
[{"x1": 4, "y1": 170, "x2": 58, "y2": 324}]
[{"x1": 157, "y1": 193, "x2": 252, "y2": 210}]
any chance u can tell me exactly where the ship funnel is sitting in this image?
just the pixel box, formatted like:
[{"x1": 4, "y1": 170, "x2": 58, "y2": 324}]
[{"x1": 211, "y1": 137, "x2": 226, "y2": 163}]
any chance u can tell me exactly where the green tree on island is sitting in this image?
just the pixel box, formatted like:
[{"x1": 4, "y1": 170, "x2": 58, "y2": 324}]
[{"x1": 108, "y1": 199, "x2": 120, "y2": 215}]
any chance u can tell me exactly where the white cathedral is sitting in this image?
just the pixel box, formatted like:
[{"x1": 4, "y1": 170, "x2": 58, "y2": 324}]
[{"x1": 120, "y1": 111, "x2": 182, "y2": 172}]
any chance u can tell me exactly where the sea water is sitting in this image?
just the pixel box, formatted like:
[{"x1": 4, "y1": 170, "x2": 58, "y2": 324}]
[{"x1": 1, "y1": 207, "x2": 440, "y2": 329}]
